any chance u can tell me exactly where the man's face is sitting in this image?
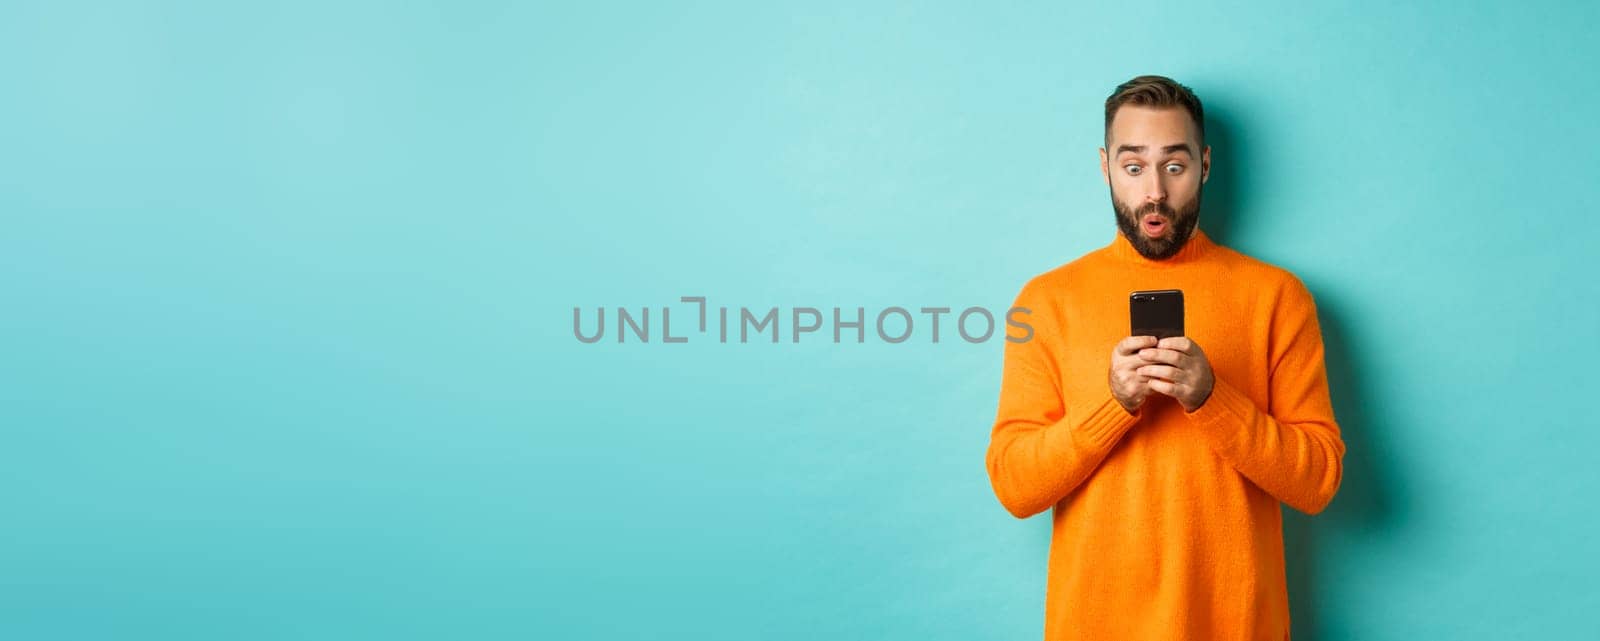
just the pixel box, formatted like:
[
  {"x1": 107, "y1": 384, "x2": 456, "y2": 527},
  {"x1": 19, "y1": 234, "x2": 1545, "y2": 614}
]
[{"x1": 1099, "y1": 105, "x2": 1211, "y2": 260}]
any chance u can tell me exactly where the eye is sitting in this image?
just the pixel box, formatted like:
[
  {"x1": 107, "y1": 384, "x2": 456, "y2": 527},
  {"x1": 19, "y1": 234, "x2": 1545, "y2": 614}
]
[
  {"x1": 1165, "y1": 163, "x2": 1184, "y2": 174},
  {"x1": 1124, "y1": 164, "x2": 1142, "y2": 175}
]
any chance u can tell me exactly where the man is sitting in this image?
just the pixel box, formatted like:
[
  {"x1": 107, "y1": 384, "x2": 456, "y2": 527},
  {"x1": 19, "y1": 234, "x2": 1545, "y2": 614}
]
[{"x1": 984, "y1": 75, "x2": 1345, "y2": 640}]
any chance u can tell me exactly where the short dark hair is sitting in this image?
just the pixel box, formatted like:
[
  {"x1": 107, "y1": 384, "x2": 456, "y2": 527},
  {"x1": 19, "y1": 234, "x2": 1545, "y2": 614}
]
[{"x1": 1104, "y1": 75, "x2": 1205, "y2": 147}]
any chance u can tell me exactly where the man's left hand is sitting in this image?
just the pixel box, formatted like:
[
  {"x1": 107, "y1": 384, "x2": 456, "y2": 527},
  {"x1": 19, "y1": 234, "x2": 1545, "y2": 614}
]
[{"x1": 1136, "y1": 336, "x2": 1215, "y2": 412}]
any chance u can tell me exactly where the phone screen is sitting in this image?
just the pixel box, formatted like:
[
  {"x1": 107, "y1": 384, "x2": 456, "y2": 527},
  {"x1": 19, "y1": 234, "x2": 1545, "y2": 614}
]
[{"x1": 1130, "y1": 289, "x2": 1184, "y2": 339}]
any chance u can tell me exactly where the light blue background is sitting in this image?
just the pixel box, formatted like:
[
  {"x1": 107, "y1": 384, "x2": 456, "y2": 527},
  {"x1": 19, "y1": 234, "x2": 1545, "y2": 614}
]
[{"x1": 3, "y1": 1, "x2": 1596, "y2": 639}]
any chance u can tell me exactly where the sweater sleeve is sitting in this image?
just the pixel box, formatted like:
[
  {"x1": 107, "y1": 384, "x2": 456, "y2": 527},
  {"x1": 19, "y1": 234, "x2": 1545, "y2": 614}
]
[
  {"x1": 985, "y1": 280, "x2": 1143, "y2": 519},
  {"x1": 1182, "y1": 276, "x2": 1346, "y2": 514}
]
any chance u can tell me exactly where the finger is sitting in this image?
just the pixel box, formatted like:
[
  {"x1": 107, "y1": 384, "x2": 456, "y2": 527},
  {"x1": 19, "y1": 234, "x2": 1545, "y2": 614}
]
[
  {"x1": 1157, "y1": 336, "x2": 1193, "y2": 352},
  {"x1": 1116, "y1": 335, "x2": 1161, "y2": 355},
  {"x1": 1147, "y1": 378, "x2": 1177, "y2": 396},
  {"x1": 1138, "y1": 348, "x2": 1189, "y2": 368},
  {"x1": 1137, "y1": 364, "x2": 1182, "y2": 381}
]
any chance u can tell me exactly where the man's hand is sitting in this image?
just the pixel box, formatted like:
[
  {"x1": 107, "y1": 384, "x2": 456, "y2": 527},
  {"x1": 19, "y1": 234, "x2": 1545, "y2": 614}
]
[
  {"x1": 1137, "y1": 336, "x2": 1216, "y2": 412},
  {"x1": 1109, "y1": 336, "x2": 1160, "y2": 414}
]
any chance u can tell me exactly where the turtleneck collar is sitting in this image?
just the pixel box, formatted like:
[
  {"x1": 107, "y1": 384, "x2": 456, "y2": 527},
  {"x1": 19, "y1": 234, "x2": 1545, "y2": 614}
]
[{"x1": 1105, "y1": 226, "x2": 1215, "y2": 268}]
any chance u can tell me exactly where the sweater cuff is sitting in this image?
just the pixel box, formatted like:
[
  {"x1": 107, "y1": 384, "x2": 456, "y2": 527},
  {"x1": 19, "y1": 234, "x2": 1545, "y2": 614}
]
[
  {"x1": 1181, "y1": 376, "x2": 1255, "y2": 453},
  {"x1": 1073, "y1": 392, "x2": 1143, "y2": 451}
]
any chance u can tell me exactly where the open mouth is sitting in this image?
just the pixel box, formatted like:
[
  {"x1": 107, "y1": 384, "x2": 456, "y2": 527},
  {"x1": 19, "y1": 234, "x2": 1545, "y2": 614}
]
[{"x1": 1141, "y1": 213, "x2": 1170, "y2": 238}]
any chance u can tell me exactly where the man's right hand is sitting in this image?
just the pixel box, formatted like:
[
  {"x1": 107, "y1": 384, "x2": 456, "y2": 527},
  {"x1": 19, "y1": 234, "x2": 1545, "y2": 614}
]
[{"x1": 1109, "y1": 335, "x2": 1160, "y2": 415}]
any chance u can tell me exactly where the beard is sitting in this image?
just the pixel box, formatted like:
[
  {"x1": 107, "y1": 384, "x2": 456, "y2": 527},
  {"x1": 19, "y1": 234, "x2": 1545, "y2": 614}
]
[{"x1": 1111, "y1": 185, "x2": 1202, "y2": 261}]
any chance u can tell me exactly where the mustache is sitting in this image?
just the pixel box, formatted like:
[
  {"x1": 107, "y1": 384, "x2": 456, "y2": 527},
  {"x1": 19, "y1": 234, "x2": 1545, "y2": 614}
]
[
  {"x1": 1141, "y1": 202, "x2": 1175, "y2": 217},
  {"x1": 1127, "y1": 201, "x2": 1177, "y2": 219}
]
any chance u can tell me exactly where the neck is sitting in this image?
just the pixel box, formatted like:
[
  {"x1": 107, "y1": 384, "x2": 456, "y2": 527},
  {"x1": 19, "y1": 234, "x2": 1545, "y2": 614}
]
[{"x1": 1107, "y1": 226, "x2": 1214, "y2": 268}]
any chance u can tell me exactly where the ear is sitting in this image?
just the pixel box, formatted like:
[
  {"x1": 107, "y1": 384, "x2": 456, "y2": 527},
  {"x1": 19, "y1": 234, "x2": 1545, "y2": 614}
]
[
  {"x1": 1201, "y1": 145, "x2": 1211, "y2": 184},
  {"x1": 1099, "y1": 147, "x2": 1110, "y2": 185}
]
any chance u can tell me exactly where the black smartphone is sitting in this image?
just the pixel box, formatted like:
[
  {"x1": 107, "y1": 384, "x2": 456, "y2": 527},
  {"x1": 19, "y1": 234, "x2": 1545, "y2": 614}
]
[{"x1": 1130, "y1": 289, "x2": 1184, "y2": 339}]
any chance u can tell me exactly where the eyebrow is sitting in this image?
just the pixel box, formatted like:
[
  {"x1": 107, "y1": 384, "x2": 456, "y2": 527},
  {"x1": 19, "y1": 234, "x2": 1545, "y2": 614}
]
[{"x1": 1115, "y1": 143, "x2": 1194, "y2": 157}]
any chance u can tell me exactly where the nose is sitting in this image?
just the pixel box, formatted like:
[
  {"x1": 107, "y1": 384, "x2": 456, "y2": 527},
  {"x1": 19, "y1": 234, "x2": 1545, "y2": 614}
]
[{"x1": 1144, "y1": 174, "x2": 1167, "y2": 206}]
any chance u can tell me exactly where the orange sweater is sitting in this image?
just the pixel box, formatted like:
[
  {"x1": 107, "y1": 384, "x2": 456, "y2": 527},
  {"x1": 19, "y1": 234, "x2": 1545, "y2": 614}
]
[{"x1": 986, "y1": 228, "x2": 1345, "y2": 640}]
